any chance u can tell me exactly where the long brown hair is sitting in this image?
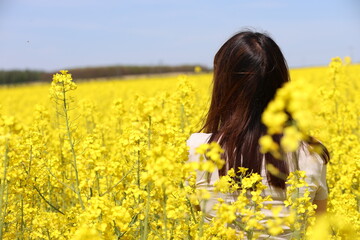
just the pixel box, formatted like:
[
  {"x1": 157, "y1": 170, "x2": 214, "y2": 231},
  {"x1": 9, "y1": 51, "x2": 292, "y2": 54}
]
[{"x1": 202, "y1": 31, "x2": 293, "y2": 188}]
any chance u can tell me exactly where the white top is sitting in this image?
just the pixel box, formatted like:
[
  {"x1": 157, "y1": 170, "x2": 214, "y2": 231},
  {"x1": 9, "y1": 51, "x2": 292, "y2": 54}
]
[{"x1": 187, "y1": 133, "x2": 328, "y2": 239}]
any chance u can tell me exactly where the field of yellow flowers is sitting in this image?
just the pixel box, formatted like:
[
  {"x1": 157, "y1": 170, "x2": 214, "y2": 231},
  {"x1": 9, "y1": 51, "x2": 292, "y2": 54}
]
[{"x1": 0, "y1": 58, "x2": 359, "y2": 239}]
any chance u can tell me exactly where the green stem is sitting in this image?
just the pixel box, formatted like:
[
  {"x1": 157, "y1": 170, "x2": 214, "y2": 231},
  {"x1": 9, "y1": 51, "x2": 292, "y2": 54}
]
[
  {"x1": 95, "y1": 171, "x2": 101, "y2": 196},
  {"x1": 33, "y1": 185, "x2": 65, "y2": 215},
  {"x1": 179, "y1": 182, "x2": 197, "y2": 223},
  {"x1": 198, "y1": 199, "x2": 208, "y2": 238},
  {"x1": 137, "y1": 148, "x2": 141, "y2": 187},
  {"x1": 61, "y1": 84, "x2": 84, "y2": 209},
  {"x1": 148, "y1": 116, "x2": 152, "y2": 150},
  {"x1": 141, "y1": 183, "x2": 151, "y2": 240},
  {"x1": 186, "y1": 197, "x2": 197, "y2": 223},
  {"x1": 20, "y1": 195, "x2": 25, "y2": 238},
  {"x1": 99, "y1": 167, "x2": 134, "y2": 197},
  {"x1": 0, "y1": 138, "x2": 10, "y2": 239},
  {"x1": 162, "y1": 185, "x2": 168, "y2": 239}
]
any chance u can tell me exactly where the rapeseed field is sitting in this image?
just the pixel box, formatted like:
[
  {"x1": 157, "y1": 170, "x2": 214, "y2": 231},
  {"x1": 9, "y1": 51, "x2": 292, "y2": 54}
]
[{"x1": 0, "y1": 58, "x2": 359, "y2": 239}]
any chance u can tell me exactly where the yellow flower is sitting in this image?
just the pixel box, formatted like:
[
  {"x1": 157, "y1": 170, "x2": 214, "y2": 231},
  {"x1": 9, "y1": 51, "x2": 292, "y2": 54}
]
[
  {"x1": 259, "y1": 135, "x2": 279, "y2": 155},
  {"x1": 241, "y1": 173, "x2": 262, "y2": 189},
  {"x1": 280, "y1": 125, "x2": 303, "y2": 152},
  {"x1": 71, "y1": 225, "x2": 103, "y2": 240},
  {"x1": 0, "y1": 58, "x2": 359, "y2": 239}
]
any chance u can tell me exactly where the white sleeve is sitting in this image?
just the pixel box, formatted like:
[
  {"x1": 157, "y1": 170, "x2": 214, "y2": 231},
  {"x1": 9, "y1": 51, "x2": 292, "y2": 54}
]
[
  {"x1": 186, "y1": 133, "x2": 214, "y2": 185},
  {"x1": 186, "y1": 133, "x2": 226, "y2": 220},
  {"x1": 297, "y1": 145, "x2": 328, "y2": 201},
  {"x1": 186, "y1": 133, "x2": 212, "y2": 163},
  {"x1": 187, "y1": 133, "x2": 202, "y2": 163}
]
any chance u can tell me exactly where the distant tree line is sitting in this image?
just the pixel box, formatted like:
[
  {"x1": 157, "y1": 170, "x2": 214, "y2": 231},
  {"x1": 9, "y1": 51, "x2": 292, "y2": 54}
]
[
  {"x1": 0, "y1": 65, "x2": 210, "y2": 85},
  {"x1": 0, "y1": 70, "x2": 44, "y2": 85}
]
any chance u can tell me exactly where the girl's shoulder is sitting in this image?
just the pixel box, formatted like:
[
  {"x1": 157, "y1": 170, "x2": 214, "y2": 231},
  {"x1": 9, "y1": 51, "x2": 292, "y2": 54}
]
[
  {"x1": 297, "y1": 142, "x2": 326, "y2": 169},
  {"x1": 186, "y1": 133, "x2": 212, "y2": 163},
  {"x1": 186, "y1": 133, "x2": 212, "y2": 148},
  {"x1": 295, "y1": 142, "x2": 329, "y2": 201}
]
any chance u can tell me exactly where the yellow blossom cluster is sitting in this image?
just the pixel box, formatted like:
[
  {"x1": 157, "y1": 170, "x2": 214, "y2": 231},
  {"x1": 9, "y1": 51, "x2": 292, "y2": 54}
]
[
  {"x1": 0, "y1": 59, "x2": 359, "y2": 239},
  {"x1": 260, "y1": 58, "x2": 360, "y2": 239}
]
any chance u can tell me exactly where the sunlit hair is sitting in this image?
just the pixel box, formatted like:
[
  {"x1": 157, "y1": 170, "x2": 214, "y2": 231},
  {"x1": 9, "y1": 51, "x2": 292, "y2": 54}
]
[{"x1": 202, "y1": 31, "x2": 304, "y2": 188}]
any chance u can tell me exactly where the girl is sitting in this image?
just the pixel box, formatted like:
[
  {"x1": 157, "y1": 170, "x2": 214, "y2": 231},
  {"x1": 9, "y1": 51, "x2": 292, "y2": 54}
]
[{"x1": 187, "y1": 31, "x2": 329, "y2": 239}]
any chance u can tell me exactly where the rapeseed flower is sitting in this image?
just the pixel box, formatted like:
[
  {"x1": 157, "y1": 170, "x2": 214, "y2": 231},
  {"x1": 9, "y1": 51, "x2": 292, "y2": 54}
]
[{"x1": 0, "y1": 60, "x2": 358, "y2": 239}]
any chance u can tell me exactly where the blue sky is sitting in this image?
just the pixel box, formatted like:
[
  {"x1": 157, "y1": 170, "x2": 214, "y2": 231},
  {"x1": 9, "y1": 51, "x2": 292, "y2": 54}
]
[{"x1": 0, "y1": 0, "x2": 359, "y2": 71}]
